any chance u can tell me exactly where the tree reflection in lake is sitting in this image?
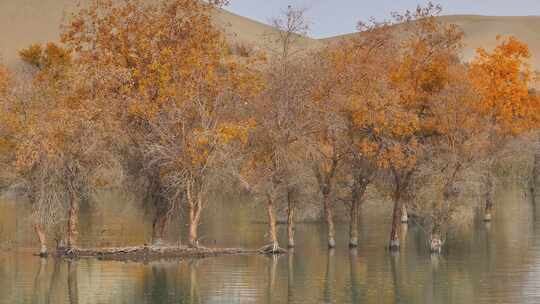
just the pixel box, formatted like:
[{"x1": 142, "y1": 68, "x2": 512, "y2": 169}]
[
  {"x1": 67, "y1": 260, "x2": 78, "y2": 304},
  {"x1": 323, "y1": 248, "x2": 335, "y2": 303},
  {"x1": 287, "y1": 250, "x2": 294, "y2": 304},
  {"x1": 1, "y1": 183, "x2": 540, "y2": 303}
]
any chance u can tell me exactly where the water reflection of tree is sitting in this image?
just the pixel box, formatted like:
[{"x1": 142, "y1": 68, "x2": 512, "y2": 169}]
[
  {"x1": 45, "y1": 258, "x2": 62, "y2": 304},
  {"x1": 390, "y1": 254, "x2": 402, "y2": 304},
  {"x1": 323, "y1": 249, "x2": 335, "y2": 303},
  {"x1": 531, "y1": 191, "x2": 538, "y2": 228},
  {"x1": 149, "y1": 263, "x2": 169, "y2": 304},
  {"x1": 266, "y1": 255, "x2": 279, "y2": 304},
  {"x1": 67, "y1": 260, "x2": 79, "y2": 304},
  {"x1": 31, "y1": 258, "x2": 47, "y2": 304},
  {"x1": 349, "y1": 249, "x2": 360, "y2": 303},
  {"x1": 189, "y1": 260, "x2": 201, "y2": 304},
  {"x1": 7, "y1": 184, "x2": 540, "y2": 304},
  {"x1": 287, "y1": 250, "x2": 295, "y2": 304}
]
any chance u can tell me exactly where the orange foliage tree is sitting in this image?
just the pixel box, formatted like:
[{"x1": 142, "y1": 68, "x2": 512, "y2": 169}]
[
  {"x1": 61, "y1": 0, "x2": 260, "y2": 247},
  {"x1": 0, "y1": 64, "x2": 14, "y2": 163},
  {"x1": 410, "y1": 62, "x2": 485, "y2": 252},
  {"x1": 310, "y1": 19, "x2": 397, "y2": 248},
  {"x1": 354, "y1": 4, "x2": 464, "y2": 250},
  {"x1": 0, "y1": 64, "x2": 19, "y2": 195},
  {"x1": 4, "y1": 0, "x2": 540, "y2": 257},
  {"x1": 469, "y1": 36, "x2": 540, "y2": 221},
  {"x1": 12, "y1": 42, "x2": 118, "y2": 255},
  {"x1": 239, "y1": 5, "x2": 313, "y2": 252}
]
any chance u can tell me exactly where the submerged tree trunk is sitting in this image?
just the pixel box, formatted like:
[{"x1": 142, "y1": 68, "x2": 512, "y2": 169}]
[
  {"x1": 389, "y1": 193, "x2": 403, "y2": 251},
  {"x1": 286, "y1": 188, "x2": 295, "y2": 248},
  {"x1": 349, "y1": 182, "x2": 367, "y2": 248},
  {"x1": 533, "y1": 153, "x2": 540, "y2": 197},
  {"x1": 430, "y1": 221, "x2": 443, "y2": 254},
  {"x1": 532, "y1": 134, "x2": 540, "y2": 199},
  {"x1": 67, "y1": 193, "x2": 80, "y2": 249},
  {"x1": 315, "y1": 159, "x2": 338, "y2": 249},
  {"x1": 389, "y1": 171, "x2": 412, "y2": 251},
  {"x1": 266, "y1": 194, "x2": 280, "y2": 252},
  {"x1": 323, "y1": 189, "x2": 336, "y2": 248},
  {"x1": 349, "y1": 196, "x2": 359, "y2": 248},
  {"x1": 400, "y1": 205, "x2": 409, "y2": 223},
  {"x1": 484, "y1": 172, "x2": 494, "y2": 222},
  {"x1": 34, "y1": 223, "x2": 48, "y2": 257}
]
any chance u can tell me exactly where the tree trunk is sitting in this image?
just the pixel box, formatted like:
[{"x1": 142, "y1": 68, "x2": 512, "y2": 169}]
[
  {"x1": 34, "y1": 223, "x2": 48, "y2": 257},
  {"x1": 188, "y1": 217, "x2": 200, "y2": 248},
  {"x1": 389, "y1": 194, "x2": 403, "y2": 251},
  {"x1": 430, "y1": 222, "x2": 442, "y2": 254},
  {"x1": 67, "y1": 193, "x2": 80, "y2": 249},
  {"x1": 152, "y1": 213, "x2": 168, "y2": 246},
  {"x1": 484, "y1": 172, "x2": 494, "y2": 222},
  {"x1": 349, "y1": 196, "x2": 359, "y2": 248},
  {"x1": 187, "y1": 180, "x2": 203, "y2": 248},
  {"x1": 188, "y1": 202, "x2": 202, "y2": 248},
  {"x1": 266, "y1": 194, "x2": 280, "y2": 251},
  {"x1": 287, "y1": 191, "x2": 295, "y2": 248},
  {"x1": 400, "y1": 204, "x2": 409, "y2": 223},
  {"x1": 147, "y1": 173, "x2": 169, "y2": 245},
  {"x1": 323, "y1": 190, "x2": 336, "y2": 248},
  {"x1": 350, "y1": 178, "x2": 369, "y2": 248},
  {"x1": 532, "y1": 135, "x2": 540, "y2": 198}
]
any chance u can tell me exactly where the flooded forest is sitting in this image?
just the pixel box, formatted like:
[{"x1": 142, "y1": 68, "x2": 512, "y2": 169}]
[{"x1": 1, "y1": 0, "x2": 540, "y2": 303}]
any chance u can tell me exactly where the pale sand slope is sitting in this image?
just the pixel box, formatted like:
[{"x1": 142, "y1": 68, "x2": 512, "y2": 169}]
[
  {"x1": 323, "y1": 15, "x2": 540, "y2": 70},
  {"x1": 0, "y1": 0, "x2": 320, "y2": 69},
  {"x1": 0, "y1": 0, "x2": 79, "y2": 69},
  {"x1": 0, "y1": 1, "x2": 538, "y2": 69},
  {"x1": 212, "y1": 8, "x2": 322, "y2": 53},
  {"x1": 441, "y1": 15, "x2": 540, "y2": 69}
]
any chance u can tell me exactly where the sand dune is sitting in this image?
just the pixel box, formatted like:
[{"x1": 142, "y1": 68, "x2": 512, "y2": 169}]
[
  {"x1": 0, "y1": 0, "x2": 77, "y2": 69},
  {"x1": 324, "y1": 15, "x2": 540, "y2": 69},
  {"x1": 0, "y1": 0, "x2": 320, "y2": 68},
  {"x1": 212, "y1": 8, "x2": 322, "y2": 52},
  {"x1": 0, "y1": 1, "x2": 539, "y2": 69},
  {"x1": 439, "y1": 15, "x2": 540, "y2": 69}
]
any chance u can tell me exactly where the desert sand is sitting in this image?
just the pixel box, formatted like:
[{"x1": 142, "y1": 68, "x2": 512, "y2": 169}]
[{"x1": 1, "y1": 1, "x2": 539, "y2": 69}]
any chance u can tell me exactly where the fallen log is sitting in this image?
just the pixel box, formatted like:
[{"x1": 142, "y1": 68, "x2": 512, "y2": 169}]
[{"x1": 52, "y1": 245, "x2": 262, "y2": 261}]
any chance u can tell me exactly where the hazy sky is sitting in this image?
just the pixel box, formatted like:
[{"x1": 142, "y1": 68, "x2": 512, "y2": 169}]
[{"x1": 226, "y1": 0, "x2": 540, "y2": 38}]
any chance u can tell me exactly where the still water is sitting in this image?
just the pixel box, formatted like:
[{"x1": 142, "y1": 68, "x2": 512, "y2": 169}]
[{"x1": 1, "y1": 183, "x2": 540, "y2": 304}]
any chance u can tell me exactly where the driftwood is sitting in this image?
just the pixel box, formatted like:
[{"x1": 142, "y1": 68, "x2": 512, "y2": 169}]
[{"x1": 48, "y1": 245, "x2": 263, "y2": 261}]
